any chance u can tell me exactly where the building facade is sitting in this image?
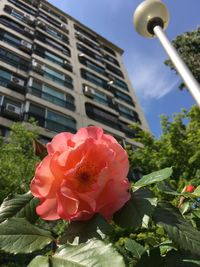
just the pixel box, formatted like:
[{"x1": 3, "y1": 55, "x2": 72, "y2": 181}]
[{"x1": 0, "y1": 0, "x2": 148, "y2": 148}]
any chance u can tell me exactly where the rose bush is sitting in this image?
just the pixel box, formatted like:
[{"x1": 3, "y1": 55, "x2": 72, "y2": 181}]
[{"x1": 30, "y1": 126, "x2": 130, "y2": 222}]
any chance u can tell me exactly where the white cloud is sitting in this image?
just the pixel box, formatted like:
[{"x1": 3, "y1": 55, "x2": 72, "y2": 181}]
[{"x1": 127, "y1": 50, "x2": 180, "y2": 100}]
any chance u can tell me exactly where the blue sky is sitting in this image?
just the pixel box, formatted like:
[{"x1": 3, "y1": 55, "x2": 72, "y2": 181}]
[{"x1": 48, "y1": 0, "x2": 199, "y2": 137}]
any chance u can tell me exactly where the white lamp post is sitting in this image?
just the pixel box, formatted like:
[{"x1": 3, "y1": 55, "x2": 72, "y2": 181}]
[{"x1": 133, "y1": 0, "x2": 200, "y2": 108}]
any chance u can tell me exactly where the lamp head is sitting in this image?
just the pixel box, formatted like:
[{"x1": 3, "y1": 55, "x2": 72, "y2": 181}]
[{"x1": 133, "y1": 0, "x2": 169, "y2": 38}]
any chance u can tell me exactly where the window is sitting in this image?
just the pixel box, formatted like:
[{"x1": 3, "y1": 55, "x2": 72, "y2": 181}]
[
  {"x1": 40, "y1": 5, "x2": 67, "y2": 23},
  {"x1": 0, "y1": 68, "x2": 26, "y2": 94},
  {"x1": 38, "y1": 11, "x2": 64, "y2": 29},
  {"x1": 83, "y1": 84, "x2": 110, "y2": 107},
  {"x1": 118, "y1": 104, "x2": 140, "y2": 122},
  {"x1": 76, "y1": 33, "x2": 100, "y2": 52},
  {"x1": 74, "y1": 24, "x2": 98, "y2": 43},
  {"x1": 109, "y1": 76, "x2": 129, "y2": 91},
  {"x1": 79, "y1": 56, "x2": 105, "y2": 75},
  {"x1": 85, "y1": 103, "x2": 120, "y2": 130},
  {"x1": 120, "y1": 121, "x2": 136, "y2": 138},
  {"x1": 102, "y1": 45, "x2": 116, "y2": 56},
  {"x1": 35, "y1": 31, "x2": 70, "y2": 55},
  {"x1": 43, "y1": 66, "x2": 73, "y2": 89},
  {"x1": 0, "y1": 16, "x2": 33, "y2": 38},
  {"x1": 29, "y1": 79, "x2": 75, "y2": 110},
  {"x1": 81, "y1": 69, "x2": 107, "y2": 89},
  {"x1": 105, "y1": 63, "x2": 124, "y2": 78},
  {"x1": 0, "y1": 47, "x2": 29, "y2": 71},
  {"x1": 77, "y1": 43, "x2": 103, "y2": 63},
  {"x1": 45, "y1": 25, "x2": 69, "y2": 43},
  {"x1": 4, "y1": 5, "x2": 35, "y2": 25},
  {"x1": 114, "y1": 90, "x2": 134, "y2": 105},
  {"x1": 34, "y1": 45, "x2": 72, "y2": 72},
  {"x1": 8, "y1": 0, "x2": 37, "y2": 16},
  {"x1": 0, "y1": 30, "x2": 32, "y2": 54},
  {"x1": 27, "y1": 103, "x2": 76, "y2": 133},
  {"x1": 104, "y1": 54, "x2": 120, "y2": 67}
]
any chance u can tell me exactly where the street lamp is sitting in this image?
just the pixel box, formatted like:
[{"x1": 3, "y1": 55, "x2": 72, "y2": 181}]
[{"x1": 133, "y1": 0, "x2": 200, "y2": 108}]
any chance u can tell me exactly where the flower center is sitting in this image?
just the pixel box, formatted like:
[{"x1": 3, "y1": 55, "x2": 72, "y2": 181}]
[{"x1": 74, "y1": 162, "x2": 97, "y2": 192}]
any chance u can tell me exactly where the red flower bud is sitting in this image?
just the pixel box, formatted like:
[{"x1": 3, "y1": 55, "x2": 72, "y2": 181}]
[{"x1": 185, "y1": 185, "x2": 195, "y2": 193}]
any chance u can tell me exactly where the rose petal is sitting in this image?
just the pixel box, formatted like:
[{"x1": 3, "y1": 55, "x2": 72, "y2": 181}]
[
  {"x1": 57, "y1": 188, "x2": 79, "y2": 221},
  {"x1": 30, "y1": 155, "x2": 55, "y2": 198},
  {"x1": 47, "y1": 132, "x2": 74, "y2": 154},
  {"x1": 36, "y1": 198, "x2": 60, "y2": 220},
  {"x1": 72, "y1": 126, "x2": 104, "y2": 144}
]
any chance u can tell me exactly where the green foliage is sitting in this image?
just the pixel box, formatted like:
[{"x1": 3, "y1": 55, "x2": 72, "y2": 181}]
[
  {"x1": 0, "y1": 122, "x2": 40, "y2": 203},
  {"x1": 165, "y1": 27, "x2": 200, "y2": 89},
  {"x1": 0, "y1": 218, "x2": 53, "y2": 254},
  {"x1": 128, "y1": 106, "x2": 200, "y2": 189},
  {"x1": 0, "y1": 168, "x2": 200, "y2": 266},
  {"x1": 0, "y1": 191, "x2": 39, "y2": 224},
  {"x1": 28, "y1": 239, "x2": 126, "y2": 267}
]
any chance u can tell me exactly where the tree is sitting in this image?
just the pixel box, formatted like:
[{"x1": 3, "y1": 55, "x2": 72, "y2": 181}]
[
  {"x1": 128, "y1": 106, "x2": 200, "y2": 188},
  {"x1": 165, "y1": 27, "x2": 200, "y2": 89},
  {"x1": 0, "y1": 122, "x2": 40, "y2": 203}
]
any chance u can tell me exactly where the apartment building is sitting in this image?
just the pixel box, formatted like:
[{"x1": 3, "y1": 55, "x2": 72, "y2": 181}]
[{"x1": 0, "y1": 0, "x2": 149, "y2": 153}]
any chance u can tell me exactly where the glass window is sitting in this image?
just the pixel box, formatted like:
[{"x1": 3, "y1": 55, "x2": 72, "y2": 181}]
[
  {"x1": 0, "y1": 48, "x2": 29, "y2": 71},
  {"x1": 43, "y1": 66, "x2": 73, "y2": 89},
  {"x1": 79, "y1": 56, "x2": 105, "y2": 75},
  {"x1": 43, "y1": 84, "x2": 64, "y2": 100},
  {"x1": 85, "y1": 103, "x2": 120, "y2": 130},
  {"x1": 114, "y1": 90, "x2": 134, "y2": 105},
  {"x1": 8, "y1": 0, "x2": 37, "y2": 16},
  {"x1": 93, "y1": 90, "x2": 109, "y2": 106},
  {"x1": 30, "y1": 80, "x2": 75, "y2": 110},
  {"x1": 81, "y1": 69, "x2": 107, "y2": 89},
  {"x1": 0, "y1": 16, "x2": 26, "y2": 36},
  {"x1": 104, "y1": 54, "x2": 120, "y2": 67},
  {"x1": 77, "y1": 43, "x2": 103, "y2": 63},
  {"x1": 0, "y1": 69, "x2": 11, "y2": 81},
  {"x1": 74, "y1": 24, "x2": 98, "y2": 43},
  {"x1": 45, "y1": 51, "x2": 63, "y2": 65},
  {"x1": 11, "y1": 9, "x2": 24, "y2": 21},
  {"x1": 118, "y1": 104, "x2": 140, "y2": 123},
  {"x1": 0, "y1": 31, "x2": 21, "y2": 48}
]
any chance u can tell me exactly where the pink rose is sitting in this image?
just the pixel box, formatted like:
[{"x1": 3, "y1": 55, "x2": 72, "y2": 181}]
[{"x1": 31, "y1": 126, "x2": 130, "y2": 221}]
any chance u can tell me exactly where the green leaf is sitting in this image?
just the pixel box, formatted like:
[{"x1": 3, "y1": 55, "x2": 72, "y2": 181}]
[
  {"x1": 28, "y1": 256, "x2": 50, "y2": 267},
  {"x1": 0, "y1": 191, "x2": 33, "y2": 222},
  {"x1": 113, "y1": 188, "x2": 157, "y2": 228},
  {"x1": 193, "y1": 186, "x2": 200, "y2": 197},
  {"x1": 0, "y1": 218, "x2": 53, "y2": 254},
  {"x1": 133, "y1": 167, "x2": 172, "y2": 190},
  {"x1": 153, "y1": 202, "x2": 200, "y2": 256},
  {"x1": 60, "y1": 214, "x2": 112, "y2": 244},
  {"x1": 50, "y1": 239, "x2": 125, "y2": 267},
  {"x1": 0, "y1": 191, "x2": 39, "y2": 223},
  {"x1": 125, "y1": 239, "x2": 146, "y2": 261},
  {"x1": 16, "y1": 197, "x2": 39, "y2": 224}
]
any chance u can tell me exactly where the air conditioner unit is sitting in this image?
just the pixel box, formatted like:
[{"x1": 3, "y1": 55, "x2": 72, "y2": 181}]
[
  {"x1": 83, "y1": 86, "x2": 95, "y2": 97},
  {"x1": 36, "y1": 20, "x2": 46, "y2": 30},
  {"x1": 24, "y1": 27, "x2": 34, "y2": 37},
  {"x1": 31, "y1": 60, "x2": 44, "y2": 74},
  {"x1": 20, "y1": 40, "x2": 32, "y2": 51},
  {"x1": 24, "y1": 14, "x2": 35, "y2": 25},
  {"x1": 60, "y1": 23, "x2": 68, "y2": 32},
  {"x1": 5, "y1": 103, "x2": 21, "y2": 115},
  {"x1": 10, "y1": 76, "x2": 25, "y2": 86}
]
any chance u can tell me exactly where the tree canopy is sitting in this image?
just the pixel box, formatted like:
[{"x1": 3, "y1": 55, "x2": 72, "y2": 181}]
[
  {"x1": 128, "y1": 106, "x2": 200, "y2": 188},
  {"x1": 165, "y1": 26, "x2": 200, "y2": 89},
  {"x1": 0, "y1": 122, "x2": 40, "y2": 203}
]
